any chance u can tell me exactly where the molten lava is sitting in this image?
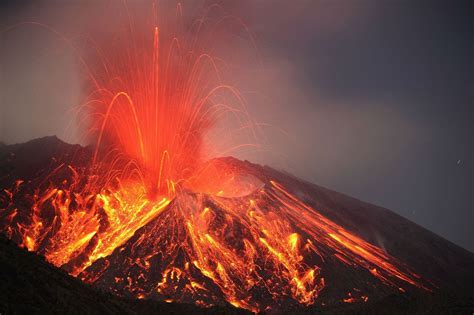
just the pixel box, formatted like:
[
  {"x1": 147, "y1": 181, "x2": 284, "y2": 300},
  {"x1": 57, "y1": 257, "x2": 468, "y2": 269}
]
[
  {"x1": 0, "y1": 3, "x2": 433, "y2": 313},
  {"x1": 81, "y1": 5, "x2": 252, "y2": 200},
  {"x1": 0, "y1": 156, "x2": 432, "y2": 312}
]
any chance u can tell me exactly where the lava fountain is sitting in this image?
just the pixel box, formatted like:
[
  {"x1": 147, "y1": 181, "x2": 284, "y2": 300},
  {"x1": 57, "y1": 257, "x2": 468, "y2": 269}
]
[{"x1": 82, "y1": 4, "x2": 253, "y2": 199}]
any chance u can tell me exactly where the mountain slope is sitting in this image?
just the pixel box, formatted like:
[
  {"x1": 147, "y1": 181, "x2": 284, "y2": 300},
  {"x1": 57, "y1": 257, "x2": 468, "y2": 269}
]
[
  {"x1": 79, "y1": 157, "x2": 473, "y2": 313},
  {"x1": 0, "y1": 234, "x2": 251, "y2": 314},
  {"x1": 0, "y1": 137, "x2": 473, "y2": 314}
]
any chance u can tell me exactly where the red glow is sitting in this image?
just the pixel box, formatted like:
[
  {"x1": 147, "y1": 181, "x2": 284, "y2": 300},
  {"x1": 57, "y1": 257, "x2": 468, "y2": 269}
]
[
  {"x1": 81, "y1": 5, "x2": 254, "y2": 200},
  {"x1": 0, "y1": 3, "x2": 433, "y2": 313}
]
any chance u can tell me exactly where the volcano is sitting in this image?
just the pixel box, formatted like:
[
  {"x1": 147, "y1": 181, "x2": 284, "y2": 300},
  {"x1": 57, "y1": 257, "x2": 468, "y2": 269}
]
[{"x1": 0, "y1": 137, "x2": 473, "y2": 313}]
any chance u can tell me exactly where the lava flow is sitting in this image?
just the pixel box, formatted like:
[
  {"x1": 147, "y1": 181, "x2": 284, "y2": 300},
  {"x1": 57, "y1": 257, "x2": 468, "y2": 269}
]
[
  {"x1": 0, "y1": 3, "x2": 433, "y2": 314},
  {"x1": 0, "y1": 153, "x2": 432, "y2": 312}
]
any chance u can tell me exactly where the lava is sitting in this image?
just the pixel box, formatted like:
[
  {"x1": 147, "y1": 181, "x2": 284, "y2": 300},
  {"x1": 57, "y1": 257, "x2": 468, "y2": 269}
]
[
  {"x1": 0, "y1": 157, "x2": 431, "y2": 312},
  {"x1": 1, "y1": 166, "x2": 171, "y2": 275},
  {"x1": 0, "y1": 2, "x2": 433, "y2": 313},
  {"x1": 81, "y1": 3, "x2": 254, "y2": 199}
]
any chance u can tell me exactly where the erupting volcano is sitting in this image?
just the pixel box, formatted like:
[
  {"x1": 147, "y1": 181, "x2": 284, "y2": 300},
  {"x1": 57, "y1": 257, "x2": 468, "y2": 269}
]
[
  {"x1": 0, "y1": 3, "x2": 473, "y2": 314},
  {"x1": 1, "y1": 137, "x2": 473, "y2": 313}
]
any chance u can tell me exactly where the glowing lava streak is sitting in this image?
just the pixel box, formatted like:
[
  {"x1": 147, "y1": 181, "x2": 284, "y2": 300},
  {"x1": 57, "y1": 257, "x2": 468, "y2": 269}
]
[{"x1": 1, "y1": 172, "x2": 170, "y2": 275}]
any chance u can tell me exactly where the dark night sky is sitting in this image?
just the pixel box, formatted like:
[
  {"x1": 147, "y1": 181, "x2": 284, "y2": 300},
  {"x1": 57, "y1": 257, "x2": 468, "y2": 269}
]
[{"x1": 0, "y1": 1, "x2": 472, "y2": 251}]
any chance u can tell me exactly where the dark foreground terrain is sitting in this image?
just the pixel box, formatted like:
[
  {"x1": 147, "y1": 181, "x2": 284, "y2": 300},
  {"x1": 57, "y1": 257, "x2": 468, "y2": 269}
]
[
  {"x1": 0, "y1": 234, "x2": 249, "y2": 314},
  {"x1": 1, "y1": 227, "x2": 472, "y2": 314}
]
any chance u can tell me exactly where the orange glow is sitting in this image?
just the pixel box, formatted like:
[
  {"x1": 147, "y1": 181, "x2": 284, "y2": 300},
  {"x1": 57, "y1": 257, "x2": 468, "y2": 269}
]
[
  {"x1": 0, "y1": 3, "x2": 432, "y2": 313},
  {"x1": 78, "y1": 4, "x2": 256, "y2": 201}
]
